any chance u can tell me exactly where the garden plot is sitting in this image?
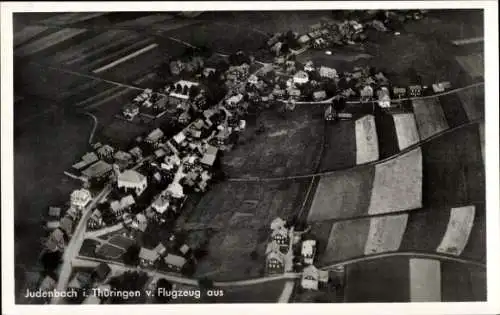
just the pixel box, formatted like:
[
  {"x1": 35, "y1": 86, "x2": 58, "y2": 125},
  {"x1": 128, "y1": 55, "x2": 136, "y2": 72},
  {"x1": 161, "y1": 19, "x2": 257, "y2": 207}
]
[
  {"x1": 409, "y1": 258, "x2": 442, "y2": 302},
  {"x1": 436, "y1": 205, "x2": 476, "y2": 256},
  {"x1": 392, "y1": 113, "x2": 420, "y2": 150},
  {"x1": 364, "y1": 213, "x2": 409, "y2": 255},
  {"x1": 355, "y1": 115, "x2": 379, "y2": 164},
  {"x1": 367, "y1": 147, "x2": 423, "y2": 215},
  {"x1": 320, "y1": 219, "x2": 371, "y2": 264},
  {"x1": 412, "y1": 98, "x2": 449, "y2": 140},
  {"x1": 307, "y1": 165, "x2": 375, "y2": 222}
]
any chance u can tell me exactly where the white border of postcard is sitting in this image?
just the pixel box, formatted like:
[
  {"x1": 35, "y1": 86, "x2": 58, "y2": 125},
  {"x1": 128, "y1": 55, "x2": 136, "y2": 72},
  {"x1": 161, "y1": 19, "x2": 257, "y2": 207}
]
[{"x1": 2, "y1": 1, "x2": 499, "y2": 315}]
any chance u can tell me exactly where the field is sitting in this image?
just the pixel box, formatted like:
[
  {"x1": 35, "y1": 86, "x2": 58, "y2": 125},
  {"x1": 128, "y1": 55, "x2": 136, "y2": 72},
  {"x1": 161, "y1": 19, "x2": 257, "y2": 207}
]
[
  {"x1": 409, "y1": 258, "x2": 441, "y2": 302},
  {"x1": 307, "y1": 165, "x2": 374, "y2": 222},
  {"x1": 95, "y1": 244, "x2": 125, "y2": 259},
  {"x1": 456, "y1": 84, "x2": 485, "y2": 121},
  {"x1": 367, "y1": 147, "x2": 423, "y2": 215},
  {"x1": 392, "y1": 113, "x2": 420, "y2": 150},
  {"x1": 318, "y1": 120, "x2": 356, "y2": 171},
  {"x1": 354, "y1": 115, "x2": 379, "y2": 164},
  {"x1": 177, "y1": 179, "x2": 310, "y2": 280},
  {"x1": 411, "y1": 98, "x2": 449, "y2": 140},
  {"x1": 363, "y1": 214, "x2": 409, "y2": 255},
  {"x1": 440, "y1": 261, "x2": 486, "y2": 301},
  {"x1": 222, "y1": 104, "x2": 325, "y2": 178}
]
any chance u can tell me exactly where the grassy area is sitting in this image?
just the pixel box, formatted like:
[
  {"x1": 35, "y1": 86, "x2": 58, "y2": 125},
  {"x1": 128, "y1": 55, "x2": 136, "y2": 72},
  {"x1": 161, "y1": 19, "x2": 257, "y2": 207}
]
[
  {"x1": 318, "y1": 120, "x2": 356, "y2": 171},
  {"x1": 440, "y1": 260, "x2": 486, "y2": 301},
  {"x1": 222, "y1": 104, "x2": 325, "y2": 178},
  {"x1": 177, "y1": 179, "x2": 309, "y2": 280}
]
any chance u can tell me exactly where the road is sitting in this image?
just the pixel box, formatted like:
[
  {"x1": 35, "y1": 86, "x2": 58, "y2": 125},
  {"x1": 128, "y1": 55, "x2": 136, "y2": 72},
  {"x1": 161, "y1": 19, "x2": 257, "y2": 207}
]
[
  {"x1": 84, "y1": 112, "x2": 98, "y2": 145},
  {"x1": 51, "y1": 183, "x2": 113, "y2": 304},
  {"x1": 72, "y1": 249, "x2": 485, "y2": 292}
]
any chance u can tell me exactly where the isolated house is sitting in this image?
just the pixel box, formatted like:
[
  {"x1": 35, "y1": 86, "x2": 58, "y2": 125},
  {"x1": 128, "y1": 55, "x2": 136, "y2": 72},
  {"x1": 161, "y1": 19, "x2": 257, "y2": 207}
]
[
  {"x1": 145, "y1": 128, "x2": 164, "y2": 147},
  {"x1": 132, "y1": 213, "x2": 148, "y2": 232},
  {"x1": 301, "y1": 239, "x2": 317, "y2": 265},
  {"x1": 164, "y1": 254, "x2": 187, "y2": 272},
  {"x1": 265, "y1": 241, "x2": 285, "y2": 274},
  {"x1": 301, "y1": 265, "x2": 329, "y2": 290},
  {"x1": 70, "y1": 189, "x2": 92, "y2": 210},
  {"x1": 319, "y1": 66, "x2": 337, "y2": 79},
  {"x1": 123, "y1": 103, "x2": 140, "y2": 120},
  {"x1": 393, "y1": 87, "x2": 407, "y2": 98},
  {"x1": 408, "y1": 85, "x2": 423, "y2": 97},
  {"x1": 48, "y1": 206, "x2": 62, "y2": 218},
  {"x1": 139, "y1": 247, "x2": 160, "y2": 266},
  {"x1": 117, "y1": 170, "x2": 148, "y2": 196}
]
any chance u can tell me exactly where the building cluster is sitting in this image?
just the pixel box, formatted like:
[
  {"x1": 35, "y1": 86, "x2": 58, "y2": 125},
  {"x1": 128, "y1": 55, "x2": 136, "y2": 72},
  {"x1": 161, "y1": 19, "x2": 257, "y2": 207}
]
[
  {"x1": 137, "y1": 234, "x2": 194, "y2": 274},
  {"x1": 44, "y1": 188, "x2": 92, "y2": 252},
  {"x1": 264, "y1": 217, "x2": 328, "y2": 291}
]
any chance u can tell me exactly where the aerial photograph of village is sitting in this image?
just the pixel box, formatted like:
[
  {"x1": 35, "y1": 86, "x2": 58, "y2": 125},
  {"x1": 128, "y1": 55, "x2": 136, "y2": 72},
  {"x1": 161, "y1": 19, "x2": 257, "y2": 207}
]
[{"x1": 12, "y1": 8, "x2": 486, "y2": 304}]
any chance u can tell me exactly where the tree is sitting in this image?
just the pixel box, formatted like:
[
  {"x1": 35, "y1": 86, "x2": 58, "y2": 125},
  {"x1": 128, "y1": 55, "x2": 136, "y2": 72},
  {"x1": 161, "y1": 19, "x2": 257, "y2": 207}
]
[
  {"x1": 41, "y1": 250, "x2": 62, "y2": 274},
  {"x1": 182, "y1": 85, "x2": 189, "y2": 95},
  {"x1": 332, "y1": 97, "x2": 346, "y2": 112},
  {"x1": 155, "y1": 278, "x2": 173, "y2": 303},
  {"x1": 122, "y1": 244, "x2": 140, "y2": 266},
  {"x1": 189, "y1": 85, "x2": 200, "y2": 99},
  {"x1": 250, "y1": 250, "x2": 259, "y2": 260},
  {"x1": 175, "y1": 84, "x2": 182, "y2": 93}
]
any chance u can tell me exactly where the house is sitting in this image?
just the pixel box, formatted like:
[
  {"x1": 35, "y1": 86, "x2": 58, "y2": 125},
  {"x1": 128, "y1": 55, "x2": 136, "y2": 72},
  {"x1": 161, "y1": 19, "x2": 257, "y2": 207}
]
[
  {"x1": 154, "y1": 148, "x2": 167, "y2": 159},
  {"x1": 59, "y1": 216, "x2": 73, "y2": 236},
  {"x1": 162, "y1": 154, "x2": 181, "y2": 171},
  {"x1": 123, "y1": 103, "x2": 140, "y2": 120},
  {"x1": 179, "y1": 244, "x2": 191, "y2": 256},
  {"x1": 145, "y1": 128, "x2": 164, "y2": 147},
  {"x1": 39, "y1": 275, "x2": 57, "y2": 292},
  {"x1": 132, "y1": 213, "x2": 148, "y2": 232},
  {"x1": 92, "y1": 263, "x2": 111, "y2": 282},
  {"x1": 360, "y1": 85, "x2": 374, "y2": 101},
  {"x1": 247, "y1": 74, "x2": 258, "y2": 85},
  {"x1": 324, "y1": 105, "x2": 335, "y2": 121},
  {"x1": 302, "y1": 239, "x2": 317, "y2": 265},
  {"x1": 81, "y1": 160, "x2": 113, "y2": 181},
  {"x1": 154, "y1": 243, "x2": 167, "y2": 256},
  {"x1": 178, "y1": 111, "x2": 191, "y2": 124},
  {"x1": 226, "y1": 94, "x2": 243, "y2": 107},
  {"x1": 288, "y1": 88, "x2": 301, "y2": 98},
  {"x1": 128, "y1": 147, "x2": 143, "y2": 161},
  {"x1": 432, "y1": 81, "x2": 451, "y2": 93},
  {"x1": 313, "y1": 90, "x2": 327, "y2": 101},
  {"x1": 270, "y1": 217, "x2": 287, "y2": 231},
  {"x1": 298, "y1": 34, "x2": 311, "y2": 45},
  {"x1": 293, "y1": 71, "x2": 309, "y2": 84},
  {"x1": 48, "y1": 206, "x2": 62, "y2": 218},
  {"x1": 88, "y1": 209, "x2": 103, "y2": 230},
  {"x1": 152, "y1": 193, "x2": 171, "y2": 214},
  {"x1": 200, "y1": 145, "x2": 218, "y2": 167},
  {"x1": 45, "y1": 228, "x2": 65, "y2": 252},
  {"x1": 68, "y1": 272, "x2": 92, "y2": 290},
  {"x1": 66, "y1": 207, "x2": 80, "y2": 221},
  {"x1": 113, "y1": 151, "x2": 133, "y2": 169},
  {"x1": 173, "y1": 131, "x2": 187, "y2": 146},
  {"x1": 46, "y1": 220, "x2": 60, "y2": 230},
  {"x1": 271, "y1": 227, "x2": 289, "y2": 247},
  {"x1": 393, "y1": 87, "x2": 407, "y2": 98},
  {"x1": 139, "y1": 247, "x2": 160, "y2": 266},
  {"x1": 319, "y1": 66, "x2": 337, "y2": 79},
  {"x1": 304, "y1": 61, "x2": 315, "y2": 72},
  {"x1": 117, "y1": 170, "x2": 147, "y2": 196},
  {"x1": 69, "y1": 190, "x2": 91, "y2": 211},
  {"x1": 301, "y1": 265, "x2": 329, "y2": 290},
  {"x1": 167, "y1": 181, "x2": 184, "y2": 199},
  {"x1": 110, "y1": 194, "x2": 135, "y2": 217},
  {"x1": 377, "y1": 87, "x2": 391, "y2": 108},
  {"x1": 96, "y1": 144, "x2": 115, "y2": 160},
  {"x1": 265, "y1": 241, "x2": 285, "y2": 274},
  {"x1": 408, "y1": 85, "x2": 423, "y2": 97},
  {"x1": 164, "y1": 254, "x2": 187, "y2": 272}
]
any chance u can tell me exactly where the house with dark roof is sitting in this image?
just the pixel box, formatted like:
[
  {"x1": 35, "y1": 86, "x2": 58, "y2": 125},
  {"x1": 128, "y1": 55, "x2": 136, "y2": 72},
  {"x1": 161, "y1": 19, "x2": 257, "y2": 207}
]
[{"x1": 164, "y1": 254, "x2": 187, "y2": 272}]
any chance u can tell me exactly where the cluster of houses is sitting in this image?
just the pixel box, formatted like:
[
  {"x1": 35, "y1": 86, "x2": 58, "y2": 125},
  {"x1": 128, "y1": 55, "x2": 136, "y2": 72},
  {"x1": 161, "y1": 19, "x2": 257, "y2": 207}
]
[
  {"x1": 137, "y1": 234, "x2": 194, "y2": 274},
  {"x1": 44, "y1": 189, "x2": 92, "y2": 252},
  {"x1": 264, "y1": 217, "x2": 328, "y2": 291}
]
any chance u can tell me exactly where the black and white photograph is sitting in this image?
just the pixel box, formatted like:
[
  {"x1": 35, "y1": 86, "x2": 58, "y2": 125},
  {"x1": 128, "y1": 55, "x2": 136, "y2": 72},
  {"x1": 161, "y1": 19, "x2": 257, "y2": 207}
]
[{"x1": 1, "y1": 1, "x2": 499, "y2": 313}]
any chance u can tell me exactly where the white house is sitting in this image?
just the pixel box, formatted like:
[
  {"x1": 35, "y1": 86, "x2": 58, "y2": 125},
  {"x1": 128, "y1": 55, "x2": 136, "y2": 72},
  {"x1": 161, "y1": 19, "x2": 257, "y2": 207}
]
[
  {"x1": 301, "y1": 239, "x2": 317, "y2": 265},
  {"x1": 117, "y1": 170, "x2": 148, "y2": 196},
  {"x1": 301, "y1": 265, "x2": 329, "y2": 290},
  {"x1": 377, "y1": 87, "x2": 391, "y2": 108},
  {"x1": 319, "y1": 66, "x2": 337, "y2": 79},
  {"x1": 152, "y1": 194, "x2": 171, "y2": 214},
  {"x1": 70, "y1": 189, "x2": 92, "y2": 210},
  {"x1": 293, "y1": 71, "x2": 309, "y2": 84},
  {"x1": 304, "y1": 61, "x2": 315, "y2": 72},
  {"x1": 167, "y1": 181, "x2": 184, "y2": 199}
]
